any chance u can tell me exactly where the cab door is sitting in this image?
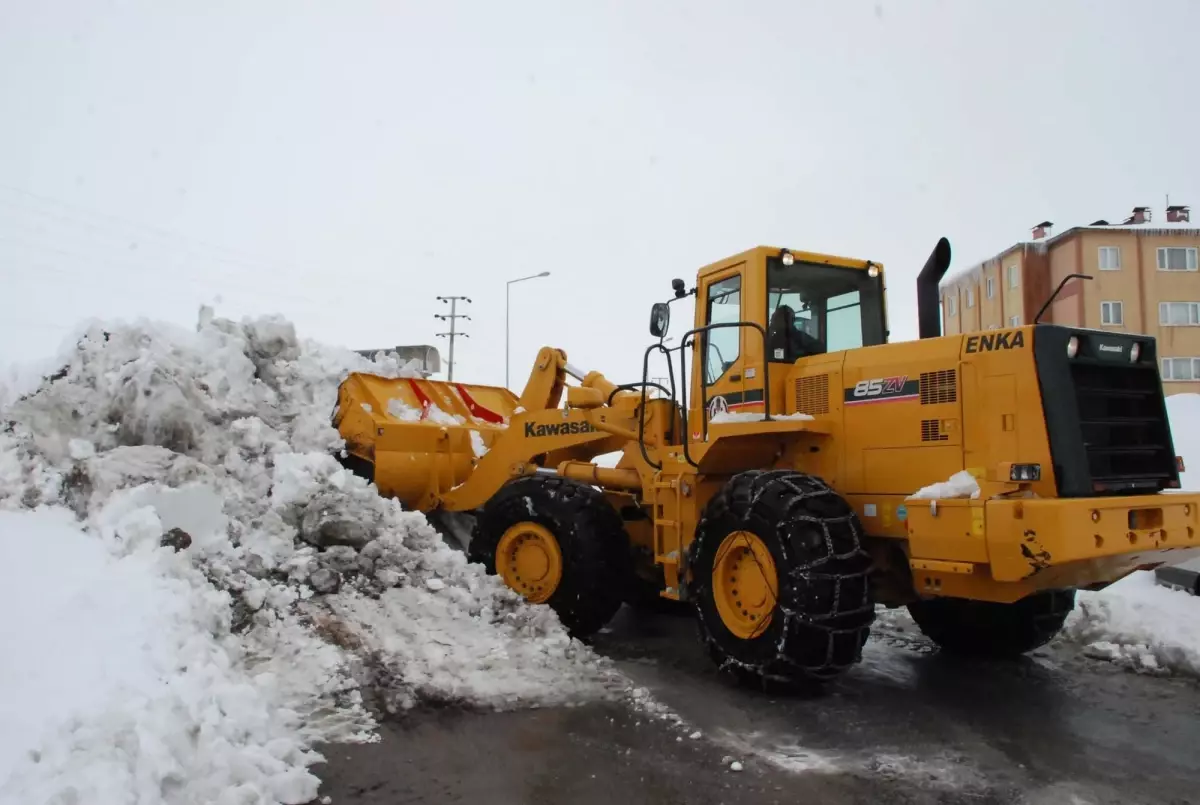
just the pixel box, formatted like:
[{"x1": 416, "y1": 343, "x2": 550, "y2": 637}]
[{"x1": 691, "y1": 264, "x2": 751, "y2": 439}]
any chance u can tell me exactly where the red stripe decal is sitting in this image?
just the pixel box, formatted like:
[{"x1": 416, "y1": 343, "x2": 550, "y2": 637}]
[
  {"x1": 406, "y1": 378, "x2": 434, "y2": 420},
  {"x1": 455, "y1": 383, "x2": 505, "y2": 424}
]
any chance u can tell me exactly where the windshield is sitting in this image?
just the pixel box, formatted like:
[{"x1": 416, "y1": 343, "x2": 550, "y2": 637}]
[{"x1": 766, "y1": 259, "x2": 886, "y2": 361}]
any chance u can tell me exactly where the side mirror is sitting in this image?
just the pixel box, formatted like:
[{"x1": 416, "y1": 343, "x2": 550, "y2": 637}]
[{"x1": 649, "y1": 302, "x2": 670, "y2": 338}]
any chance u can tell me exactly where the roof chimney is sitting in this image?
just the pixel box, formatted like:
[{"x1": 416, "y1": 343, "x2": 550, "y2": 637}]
[
  {"x1": 1031, "y1": 220, "x2": 1053, "y2": 240},
  {"x1": 1123, "y1": 206, "x2": 1150, "y2": 225},
  {"x1": 1167, "y1": 205, "x2": 1191, "y2": 223}
]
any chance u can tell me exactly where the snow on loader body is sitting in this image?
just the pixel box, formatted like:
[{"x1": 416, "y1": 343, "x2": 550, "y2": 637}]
[{"x1": 335, "y1": 240, "x2": 1200, "y2": 688}]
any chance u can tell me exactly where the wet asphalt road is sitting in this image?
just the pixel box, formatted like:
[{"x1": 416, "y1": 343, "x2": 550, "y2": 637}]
[{"x1": 314, "y1": 606, "x2": 1200, "y2": 805}]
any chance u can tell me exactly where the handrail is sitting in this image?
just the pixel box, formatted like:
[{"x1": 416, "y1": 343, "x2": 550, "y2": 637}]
[
  {"x1": 677, "y1": 320, "x2": 772, "y2": 467},
  {"x1": 636, "y1": 342, "x2": 677, "y2": 471},
  {"x1": 635, "y1": 320, "x2": 772, "y2": 471}
]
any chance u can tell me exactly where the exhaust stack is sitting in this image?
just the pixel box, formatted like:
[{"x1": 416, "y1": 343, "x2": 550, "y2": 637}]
[{"x1": 916, "y1": 237, "x2": 952, "y2": 340}]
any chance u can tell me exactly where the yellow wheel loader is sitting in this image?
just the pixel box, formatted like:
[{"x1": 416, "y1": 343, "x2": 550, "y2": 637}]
[{"x1": 334, "y1": 238, "x2": 1200, "y2": 686}]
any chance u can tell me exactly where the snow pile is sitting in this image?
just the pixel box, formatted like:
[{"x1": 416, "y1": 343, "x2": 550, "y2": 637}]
[
  {"x1": 1064, "y1": 569, "x2": 1200, "y2": 677},
  {"x1": 709, "y1": 411, "x2": 814, "y2": 424},
  {"x1": 1167, "y1": 393, "x2": 1200, "y2": 491},
  {"x1": 908, "y1": 470, "x2": 981, "y2": 500},
  {"x1": 0, "y1": 507, "x2": 322, "y2": 805},
  {"x1": 0, "y1": 310, "x2": 622, "y2": 802}
]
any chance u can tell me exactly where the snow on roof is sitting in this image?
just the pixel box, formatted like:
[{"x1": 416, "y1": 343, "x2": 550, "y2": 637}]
[{"x1": 941, "y1": 220, "x2": 1200, "y2": 291}]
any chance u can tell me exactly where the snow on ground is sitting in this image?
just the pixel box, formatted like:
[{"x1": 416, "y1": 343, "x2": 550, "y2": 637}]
[
  {"x1": 908, "y1": 470, "x2": 980, "y2": 500},
  {"x1": 0, "y1": 309, "x2": 626, "y2": 803},
  {"x1": 1063, "y1": 570, "x2": 1200, "y2": 677}
]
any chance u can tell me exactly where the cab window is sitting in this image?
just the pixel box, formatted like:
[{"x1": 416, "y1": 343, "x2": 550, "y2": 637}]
[
  {"x1": 767, "y1": 259, "x2": 885, "y2": 362},
  {"x1": 704, "y1": 274, "x2": 741, "y2": 386}
]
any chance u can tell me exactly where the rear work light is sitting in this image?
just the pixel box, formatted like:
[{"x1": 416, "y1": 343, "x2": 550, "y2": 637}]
[{"x1": 1010, "y1": 463, "x2": 1042, "y2": 482}]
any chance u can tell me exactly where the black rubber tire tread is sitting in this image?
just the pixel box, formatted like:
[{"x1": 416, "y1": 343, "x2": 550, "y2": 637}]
[
  {"x1": 906, "y1": 589, "x2": 1077, "y2": 657},
  {"x1": 470, "y1": 476, "x2": 629, "y2": 638},
  {"x1": 688, "y1": 469, "x2": 875, "y2": 687}
]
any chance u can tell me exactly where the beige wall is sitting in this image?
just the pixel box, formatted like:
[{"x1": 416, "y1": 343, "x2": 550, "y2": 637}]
[
  {"x1": 1072, "y1": 231, "x2": 1200, "y2": 394},
  {"x1": 940, "y1": 248, "x2": 1024, "y2": 334},
  {"x1": 1001, "y1": 250, "x2": 1024, "y2": 326}
]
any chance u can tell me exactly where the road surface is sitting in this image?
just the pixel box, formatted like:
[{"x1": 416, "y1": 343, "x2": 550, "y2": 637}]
[{"x1": 313, "y1": 605, "x2": 1200, "y2": 805}]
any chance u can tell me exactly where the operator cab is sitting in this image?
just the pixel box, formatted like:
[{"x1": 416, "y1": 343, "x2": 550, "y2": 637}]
[{"x1": 647, "y1": 246, "x2": 888, "y2": 428}]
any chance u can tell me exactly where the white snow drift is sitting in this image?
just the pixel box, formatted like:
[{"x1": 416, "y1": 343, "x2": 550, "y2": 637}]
[{"x1": 0, "y1": 311, "x2": 623, "y2": 804}]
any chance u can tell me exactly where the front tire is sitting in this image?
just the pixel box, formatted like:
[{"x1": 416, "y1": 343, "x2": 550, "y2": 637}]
[
  {"x1": 470, "y1": 476, "x2": 628, "y2": 637},
  {"x1": 688, "y1": 470, "x2": 875, "y2": 687},
  {"x1": 906, "y1": 590, "x2": 1077, "y2": 657}
]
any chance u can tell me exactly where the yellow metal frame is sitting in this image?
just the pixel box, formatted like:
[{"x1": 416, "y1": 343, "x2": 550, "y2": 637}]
[{"x1": 334, "y1": 243, "x2": 1200, "y2": 612}]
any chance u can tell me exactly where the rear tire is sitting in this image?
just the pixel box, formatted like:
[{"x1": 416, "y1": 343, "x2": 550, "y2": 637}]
[
  {"x1": 906, "y1": 590, "x2": 1076, "y2": 657},
  {"x1": 470, "y1": 476, "x2": 628, "y2": 638},
  {"x1": 688, "y1": 470, "x2": 875, "y2": 687}
]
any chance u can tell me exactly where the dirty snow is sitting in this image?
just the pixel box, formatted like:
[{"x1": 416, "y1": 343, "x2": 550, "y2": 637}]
[
  {"x1": 0, "y1": 309, "x2": 624, "y2": 802},
  {"x1": 908, "y1": 470, "x2": 981, "y2": 500},
  {"x1": 709, "y1": 411, "x2": 814, "y2": 423}
]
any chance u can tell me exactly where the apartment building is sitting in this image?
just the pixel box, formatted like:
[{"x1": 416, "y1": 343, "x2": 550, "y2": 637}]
[{"x1": 940, "y1": 205, "x2": 1200, "y2": 394}]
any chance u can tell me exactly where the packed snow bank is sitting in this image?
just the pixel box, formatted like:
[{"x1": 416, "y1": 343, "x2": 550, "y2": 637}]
[
  {"x1": 908, "y1": 470, "x2": 980, "y2": 500},
  {"x1": 0, "y1": 507, "x2": 321, "y2": 805},
  {"x1": 1064, "y1": 569, "x2": 1200, "y2": 677},
  {"x1": 1167, "y1": 393, "x2": 1200, "y2": 491},
  {"x1": 0, "y1": 310, "x2": 624, "y2": 802}
]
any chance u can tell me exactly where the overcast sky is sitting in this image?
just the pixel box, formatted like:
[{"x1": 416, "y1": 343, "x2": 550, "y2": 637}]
[{"x1": 2, "y1": 0, "x2": 1197, "y2": 388}]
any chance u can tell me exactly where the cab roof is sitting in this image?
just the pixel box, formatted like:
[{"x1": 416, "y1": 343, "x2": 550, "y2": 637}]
[{"x1": 696, "y1": 246, "x2": 881, "y2": 280}]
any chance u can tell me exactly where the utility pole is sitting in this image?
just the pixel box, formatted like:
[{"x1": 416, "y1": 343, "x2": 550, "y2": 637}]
[{"x1": 435, "y1": 295, "x2": 471, "y2": 381}]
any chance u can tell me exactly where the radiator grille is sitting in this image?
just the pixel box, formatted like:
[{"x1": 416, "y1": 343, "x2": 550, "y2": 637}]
[
  {"x1": 920, "y1": 369, "x2": 957, "y2": 405},
  {"x1": 1069, "y1": 362, "x2": 1176, "y2": 491},
  {"x1": 795, "y1": 374, "x2": 830, "y2": 415},
  {"x1": 921, "y1": 419, "x2": 949, "y2": 442}
]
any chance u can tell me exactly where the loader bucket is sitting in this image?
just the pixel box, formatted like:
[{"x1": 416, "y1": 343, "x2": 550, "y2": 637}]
[{"x1": 334, "y1": 372, "x2": 519, "y2": 509}]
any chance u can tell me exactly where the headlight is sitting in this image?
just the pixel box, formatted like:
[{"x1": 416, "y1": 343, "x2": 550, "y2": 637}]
[
  {"x1": 1010, "y1": 463, "x2": 1042, "y2": 482},
  {"x1": 1130, "y1": 342, "x2": 1141, "y2": 362},
  {"x1": 868, "y1": 265, "x2": 880, "y2": 278},
  {"x1": 1067, "y1": 336, "x2": 1079, "y2": 358},
  {"x1": 781, "y1": 251, "x2": 795, "y2": 266}
]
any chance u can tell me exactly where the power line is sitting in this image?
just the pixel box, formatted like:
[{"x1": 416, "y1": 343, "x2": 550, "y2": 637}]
[
  {"x1": 0, "y1": 182, "x2": 325, "y2": 276},
  {"x1": 434, "y1": 295, "x2": 471, "y2": 382}
]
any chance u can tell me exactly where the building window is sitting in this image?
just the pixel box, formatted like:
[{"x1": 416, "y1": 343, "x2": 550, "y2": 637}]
[
  {"x1": 1098, "y1": 246, "x2": 1121, "y2": 270},
  {"x1": 1162, "y1": 357, "x2": 1200, "y2": 381},
  {"x1": 986, "y1": 277, "x2": 995, "y2": 299},
  {"x1": 1007, "y1": 264, "x2": 1019, "y2": 288},
  {"x1": 966, "y1": 288, "x2": 975, "y2": 308},
  {"x1": 1157, "y1": 247, "x2": 1199, "y2": 272},
  {"x1": 1101, "y1": 301, "x2": 1123, "y2": 326},
  {"x1": 1009, "y1": 315, "x2": 1021, "y2": 327},
  {"x1": 946, "y1": 295, "x2": 957, "y2": 316},
  {"x1": 1159, "y1": 301, "x2": 1200, "y2": 326}
]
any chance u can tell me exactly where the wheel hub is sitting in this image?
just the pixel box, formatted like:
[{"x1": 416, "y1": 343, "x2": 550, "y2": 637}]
[
  {"x1": 496, "y1": 522, "x2": 562, "y2": 604},
  {"x1": 712, "y1": 530, "x2": 778, "y2": 639}
]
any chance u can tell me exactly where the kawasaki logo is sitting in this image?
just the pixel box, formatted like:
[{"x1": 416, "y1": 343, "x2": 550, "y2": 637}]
[
  {"x1": 524, "y1": 420, "x2": 597, "y2": 438},
  {"x1": 1098, "y1": 344, "x2": 1123, "y2": 354}
]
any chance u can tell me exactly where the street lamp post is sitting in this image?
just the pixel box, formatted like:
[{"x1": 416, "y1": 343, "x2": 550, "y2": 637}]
[{"x1": 506, "y1": 271, "x2": 551, "y2": 388}]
